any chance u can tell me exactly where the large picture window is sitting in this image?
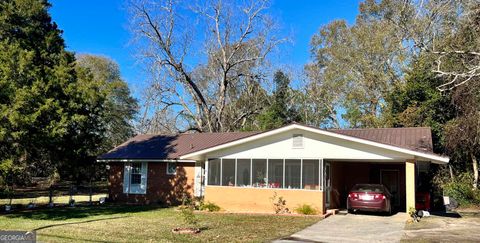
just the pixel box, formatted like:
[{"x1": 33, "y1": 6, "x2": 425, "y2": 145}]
[{"x1": 207, "y1": 158, "x2": 322, "y2": 190}]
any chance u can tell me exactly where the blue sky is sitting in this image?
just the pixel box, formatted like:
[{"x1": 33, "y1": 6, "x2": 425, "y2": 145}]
[{"x1": 49, "y1": 0, "x2": 360, "y2": 99}]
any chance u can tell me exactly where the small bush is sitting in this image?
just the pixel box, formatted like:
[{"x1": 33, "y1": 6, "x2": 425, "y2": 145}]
[
  {"x1": 295, "y1": 204, "x2": 318, "y2": 215},
  {"x1": 180, "y1": 206, "x2": 198, "y2": 226},
  {"x1": 270, "y1": 192, "x2": 289, "y2": 214},
  {"x1": 199, "y1": 201, "x2": 220, "y2": 212}
]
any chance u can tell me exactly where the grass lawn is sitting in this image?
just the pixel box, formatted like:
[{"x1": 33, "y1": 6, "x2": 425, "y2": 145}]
[{"x1": 0, "y1": 205, "x2": 320, "y2": 242}]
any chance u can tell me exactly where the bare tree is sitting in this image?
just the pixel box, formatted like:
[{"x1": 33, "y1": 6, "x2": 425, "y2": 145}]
[
  {"x1": 130, "y1": 0, "x2": 284, "y2": 132},
  {"x1": 383, "y1": 0, "x2": 478, "y2": 91}
]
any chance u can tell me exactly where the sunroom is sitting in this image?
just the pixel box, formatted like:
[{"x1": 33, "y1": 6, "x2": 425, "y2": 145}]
[{"x1": 206, "y1": 158, "x2": 322, "y2": 190}]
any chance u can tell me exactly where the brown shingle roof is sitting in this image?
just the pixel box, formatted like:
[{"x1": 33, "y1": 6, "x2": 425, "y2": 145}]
[
  {"x1": 99, "y1": 131, "x2": 260, "y2": 160},
  {"x1": 99, "y1": 126, "x2": 434, "y2": 160}
]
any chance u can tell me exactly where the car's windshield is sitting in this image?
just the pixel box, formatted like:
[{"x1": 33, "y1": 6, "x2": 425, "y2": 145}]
[{"x1": 351, "y1": 184, "x2": 384, "y2": 193}]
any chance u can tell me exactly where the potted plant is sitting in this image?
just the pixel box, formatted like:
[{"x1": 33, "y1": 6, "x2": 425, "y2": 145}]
[{"x1": 172, "y1": 206, "x2": 200, "y2": 234}]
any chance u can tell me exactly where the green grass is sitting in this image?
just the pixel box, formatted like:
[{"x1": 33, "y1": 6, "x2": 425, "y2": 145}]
[
  {"x1": 0, "y1": 205, "x2": 320, "y2": 242},
  {"x1": 0, "y1": 194, "x2": 108, "y2": 206}
]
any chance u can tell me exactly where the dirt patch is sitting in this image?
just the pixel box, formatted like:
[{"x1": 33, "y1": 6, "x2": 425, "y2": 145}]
[{"x1": 402, "y1": 211, "x2": 480, "y2": 242}]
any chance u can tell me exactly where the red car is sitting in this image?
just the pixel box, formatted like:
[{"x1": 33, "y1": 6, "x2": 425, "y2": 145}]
[{"x1": 347, "y1": 184, "x2": 392, "y2": 215}]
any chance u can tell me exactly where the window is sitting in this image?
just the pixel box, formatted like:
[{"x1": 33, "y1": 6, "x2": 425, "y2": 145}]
[
  {"x1": 252, "y1": 159, "x2": 267, "y2": 187},
  {"x1": 292, "y1": 134, "x2": 303, "y2": 148},
  {"x1": 222, "y1": 159, "x2": 235, "y2": 186},
  {"x1": 236, "y1": 159, "x2": 251, "y2": 186},
  {"x1": 302, "y1": 159, "x2": 319, "y2": 190},
  {"x1": 166, "y1": 162, "x2": 177, "y2": 175},
  {"x1": 268, "y1": 159, "x2": 283, "y2": 188},
  {"x1": 285, "y1": 159, "x2": 301, "y2": 189},
  {"x1": 208, "y1": 159, "x2": 221, "y2": 185},
  {"x1": 130, "y1": 163, "x2": 142, "y2": 185},
  {"x1": 123, "y1": 162, "x2": 147, "y2": 194}
]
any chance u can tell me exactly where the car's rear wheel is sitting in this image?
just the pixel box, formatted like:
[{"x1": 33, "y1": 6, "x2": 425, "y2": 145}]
[{"x1": 347, "y1": 208, "x2": 355, "y2": 214}]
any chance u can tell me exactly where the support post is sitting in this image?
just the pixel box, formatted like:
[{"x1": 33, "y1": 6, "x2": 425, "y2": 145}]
[{"x1": 406, "y1": 159, "x2": 416, "y2": 212}]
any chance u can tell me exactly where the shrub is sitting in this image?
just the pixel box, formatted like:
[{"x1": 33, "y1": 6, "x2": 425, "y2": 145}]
[
  {"x1": 199, "y1": 201, "x2": 220, "y2": 212},
  {"x1": 180, "y1": 206, "x2": 198, "y2": 226},
  {"x1": 442, "y1": 172, "x2": 480, "y2": 206},
  {"x1": 295, "y1": 204, "x2": 318, "y2": 215},
  {"x1": 270, "y1": 192, "x2": 289, "y2": 214}
]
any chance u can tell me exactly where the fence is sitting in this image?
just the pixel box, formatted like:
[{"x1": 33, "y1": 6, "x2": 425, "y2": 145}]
[{"x1": 1, "y1": 179, "x2": 108, "y2": 211}]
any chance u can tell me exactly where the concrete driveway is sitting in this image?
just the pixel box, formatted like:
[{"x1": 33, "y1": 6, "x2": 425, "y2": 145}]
[{"x1": 275, "y1": 212, "x2": 407, "y2": 243}]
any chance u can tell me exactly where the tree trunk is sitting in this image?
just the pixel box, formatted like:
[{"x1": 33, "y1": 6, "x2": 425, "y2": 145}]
[{"x1": 472, "y1": 153, "x2": 478, "y2": 189}]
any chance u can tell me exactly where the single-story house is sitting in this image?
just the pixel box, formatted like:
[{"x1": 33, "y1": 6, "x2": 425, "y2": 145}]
[{"x1": 98, "y1": 123, "x2": 449, "y2": 214}]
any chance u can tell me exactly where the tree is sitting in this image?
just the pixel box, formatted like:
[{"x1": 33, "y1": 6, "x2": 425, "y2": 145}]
[
  {"x1": 386, "y1": 54, "x2": 455, "y2": 153},
  {"x1": 0, "y1": 0, "x2": 137, "y2": 185},
  {"x1": 0, "y1": 0, "x2": 82, "y2": 185},
  {"x1": 257, "y1": 71, "x2": 301, "y2": 130},
  {"x1": 76, "y1": 55, "x2": 138, "y2": 152},
  {"x1": 439, "y1": 4, "x2": 480, "y2": 189},
  {"x1": 383, "y1": 1, "x2": 480, "y2": 188},
  {"x1": 306, "y1": 3, "x2": 408, "y2": 128},
  {"x1": 130, "y1": 0, "x2": 285, "y2": 133}
]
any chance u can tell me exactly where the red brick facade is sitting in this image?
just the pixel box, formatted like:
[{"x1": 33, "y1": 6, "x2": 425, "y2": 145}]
[{"x1": 108, "y1": 162, "x2": 195, "y2": 204}]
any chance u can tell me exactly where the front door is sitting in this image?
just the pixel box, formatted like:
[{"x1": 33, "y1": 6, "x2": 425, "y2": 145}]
[
  {"x1": 380, "y1": 170, "x2": 400, "y2": 208},
  {"x1": 325, "y1": 162, "x2": 332, "y2": 208}
]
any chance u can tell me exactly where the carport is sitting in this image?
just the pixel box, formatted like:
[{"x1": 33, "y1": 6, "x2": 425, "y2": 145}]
[{"x1": 326, "y1": 160, "x2": 406, "y2": 212}]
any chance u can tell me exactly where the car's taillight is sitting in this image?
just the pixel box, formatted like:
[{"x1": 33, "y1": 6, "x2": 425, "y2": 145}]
[
  {"x1": 348, "y1": 193, "x2": 358, "y2": 199},
  {"x1": 374, "y1": 194, "x2": 386, "y2": 200}
]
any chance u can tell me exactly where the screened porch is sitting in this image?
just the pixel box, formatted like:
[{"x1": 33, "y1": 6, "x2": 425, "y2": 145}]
[{"x1": 206, "y1": 158, "x2": 324, "y2": 191}]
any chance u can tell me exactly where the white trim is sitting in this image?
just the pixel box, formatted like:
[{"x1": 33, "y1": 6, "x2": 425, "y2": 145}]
[
  {"x1": 124, "y1": 162, "x2": 148, "y2": 195},
  {"x1": 234, "y1": 159, "x2": 238, "y2": 186},
  {"x1": 300, "y1": 159, "x2": 303, "y2": 188},
  {"x1": 250, "y1": 159, "x2": 253, "y2": 186},
  {"x1": 282, "y1": 159, "x2": 285, "y2": 188},
  {"x1": 205, "y1": 185, "x2": 323, "y2": 192},
  {"x1": 220, "y1": 158, "x2": 223, "y2": 186},
  {"x1": 97, "y1": 159, "x2": 195, "y2": 163},
  {"x1": 179, "y1": 124, "x2": 449, "y2": 164}
]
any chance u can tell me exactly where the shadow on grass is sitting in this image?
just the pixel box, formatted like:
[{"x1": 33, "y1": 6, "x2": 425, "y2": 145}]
[
  {"x1": 34, "y1": 216, "x2": 128, "y2": 231},
  {"x1": 5, "y1": 204, "x2": 164, "y2": 221}
]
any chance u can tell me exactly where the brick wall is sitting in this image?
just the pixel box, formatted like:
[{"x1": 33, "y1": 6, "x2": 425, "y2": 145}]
[{"x1": 108, "y1": 162, "x2": 195, "y2": 204}]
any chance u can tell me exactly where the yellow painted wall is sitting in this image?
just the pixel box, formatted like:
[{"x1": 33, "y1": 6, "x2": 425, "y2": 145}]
[
  {"x1": 405, "y1": 160, "x2": 416, "y2": 211},
  {"x1": 204, "y1": 186, "x2": 324, "y2": 214}
]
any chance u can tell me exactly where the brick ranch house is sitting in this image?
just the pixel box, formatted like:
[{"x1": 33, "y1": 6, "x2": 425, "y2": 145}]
[{"x1": 98, "y1": 123, "x2": 449, "y2": 214}]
